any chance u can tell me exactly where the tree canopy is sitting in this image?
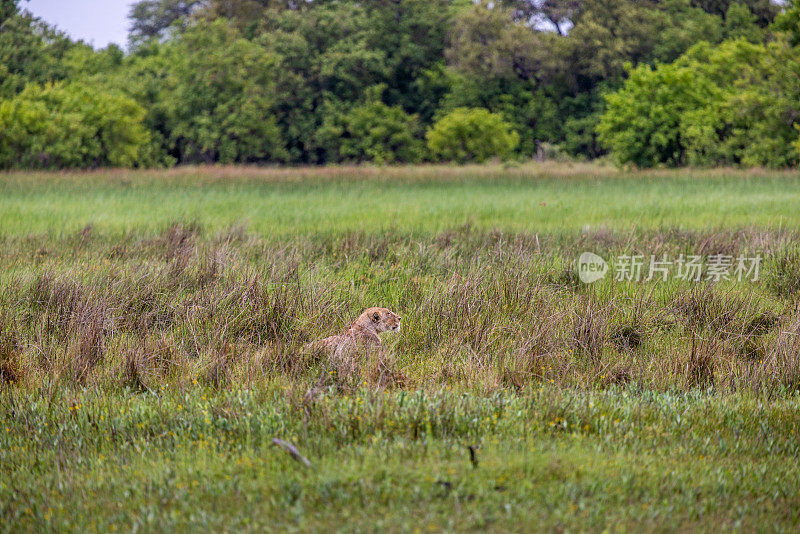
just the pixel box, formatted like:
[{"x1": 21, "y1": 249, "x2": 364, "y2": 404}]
[{"x1": 1, "y1": 0, "x2": 798, "y2": 168}]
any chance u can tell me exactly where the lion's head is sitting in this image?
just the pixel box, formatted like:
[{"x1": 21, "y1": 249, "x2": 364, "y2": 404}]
[{"x1": 358, "y1": 307, "x2": 401, "y2": 334}]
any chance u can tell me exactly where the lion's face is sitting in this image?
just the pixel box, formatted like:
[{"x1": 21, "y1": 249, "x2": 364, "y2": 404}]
[{"x1": 362, "y1": 307, "x2": 401, "y2": 333}]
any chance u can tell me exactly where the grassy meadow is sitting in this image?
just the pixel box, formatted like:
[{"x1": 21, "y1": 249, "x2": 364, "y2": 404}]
[
  {"x1": 3, "y1": 163, "x2": 800, "y2": 531},
  {"x1": 2, "y1": 163, "x2": 800, "y2": 237}
]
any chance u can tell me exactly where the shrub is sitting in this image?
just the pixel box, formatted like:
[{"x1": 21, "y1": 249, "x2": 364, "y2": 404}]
[
  {"x1": 426, "y1": 107, "x2": 519, "y2": 163},
  {"x1": 598, "y1": 39, "x2": 800, "y2": 168},
  {"x1": 316, "y1": 89, "x2": 424, "y2": 164},
  {"x1": 0, "y1": 82, "x2": 151, "y2": 169}
]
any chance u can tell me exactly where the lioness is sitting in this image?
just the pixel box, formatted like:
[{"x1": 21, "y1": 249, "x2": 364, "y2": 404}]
[{"x1": 305, "y1": 307, "x2": 401, "y2": 356}]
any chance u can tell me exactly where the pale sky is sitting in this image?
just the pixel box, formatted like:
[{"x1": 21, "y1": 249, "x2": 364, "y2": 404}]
[{"x1": 22, "y1": 0, "x2": 134, "y2": 49}]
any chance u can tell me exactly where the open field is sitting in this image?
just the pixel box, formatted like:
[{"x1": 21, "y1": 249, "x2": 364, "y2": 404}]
[
  {"x1": 2, "y1": 163, "x2": 800, "y2": 237},
  {"x1": 4, "y1": 388, "x2": 800, "y2": 532},
  {"x1": 3, "y1": 163, "x2": 800, "y2": 531}
]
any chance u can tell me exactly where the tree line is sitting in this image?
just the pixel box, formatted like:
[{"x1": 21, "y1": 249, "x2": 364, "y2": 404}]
[{"x1": 1, "y1": 0, "x2": 799, "y2": 169}]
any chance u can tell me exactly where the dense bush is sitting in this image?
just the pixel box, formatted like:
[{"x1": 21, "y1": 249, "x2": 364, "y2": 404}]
[
  {"x1": 426, "y1": 107, "x2": 520, "y2": 163},
  {"x1": 598, "y1": 39, "x2": 800, "y2": 168},
  {"x1": 161, "y1": 21, "x2": 288, "y2": 164},
  {"x1": 0, "y1": 82, "x2": 150, "y2": 169},
  {"x1": 315, "y1": 89, "x2": 424, "y2": 164}
]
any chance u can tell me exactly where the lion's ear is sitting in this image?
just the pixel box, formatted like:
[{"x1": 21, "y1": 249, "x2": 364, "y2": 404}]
[{"x1": 372, "y1": 312, "x2": 381, "y2": 323}]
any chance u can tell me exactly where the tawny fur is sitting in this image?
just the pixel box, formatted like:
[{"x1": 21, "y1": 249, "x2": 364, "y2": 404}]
[{"x1": 305, "y1": 307, "x2": 401, "y2": 356}]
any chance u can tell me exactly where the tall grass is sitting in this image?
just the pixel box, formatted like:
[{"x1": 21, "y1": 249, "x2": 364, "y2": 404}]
[{"x1": 1, "y1": 221, "x2": 798, "y2": 396}]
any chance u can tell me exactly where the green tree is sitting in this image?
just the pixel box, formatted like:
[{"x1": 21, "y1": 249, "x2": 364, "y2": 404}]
[
  {"x1": 128, "y1": 0, "x2": 206, "y2": 46},
  {"x1": 0, "y1": 82, "x2": 151, "y2": 169},
  {"x1": 598, "y1": 39, "x2": 800, "y2": 168},
  {"x1": 566, "y1": 0, "x2": 662, "y2": 83},
  {"x1": 501, "y1": 0, "x2": 582, "y2": 35},
  {"x1": 361, "y1": 0, "x2": 453, "y2": 118},
  {"x1": 445, "y1": 0, "x2": 727, "y2": 161},
  {"x1": 194, "y1": 0, "x2": 326, "y2": 37},
  {"x1": 97, "y1": 20, "x2": 287, "y2": 164},
  {"x1": 163, "y1": 21, "x2": 287, "y2": 163},
  {"x1": 443, "y1": 5, "x2": 567, "y2": 156},
  {"x1": 446, "y1": 4, "x2": 564, "y2": 83},
  {"x1": 0, "y1": 2, "x2": 75, "y2": 98},
  {"x1": 597, "y1": 60, "x2": 716, "y2": 167},
  {"x1": 770, "y1": 0, "x2": 800, "y2": 46},
  {"x1": 681, "y1": 39, "x2": 800, "y2": 167},
  {"x1": 561, "y1": 87, "x2": 610, "y2": 159},
  {"x1": 315, "y1": 87, "x2": 424, "y2": 164},
  {"x1": 1, "y1": 0, "x2": 20, "y2": 22},
  {"x1": 254, "y1": 1, "x2": 456, "y2": 162},
  {"x1": 439, "y1": 73, "x2": 563, "y2": 158},
  {"x1": 724, "y1": 2, "x2": 763, "y2": 42},
  {"x1": 691, "y1": 0, "x2": 776, "y2": 26},
  {"x1": 256, "y1": 3, "x2": 389, "y2": 162},
  {"x1": 74, "y1": 40, "x2": 183, "y2": 166},
  {"x1": 648, "y1": 0, "x2": 725, "y2": 64},
  {"x1": 426, "y1": 107, "x2": 519, "y2": 162}
]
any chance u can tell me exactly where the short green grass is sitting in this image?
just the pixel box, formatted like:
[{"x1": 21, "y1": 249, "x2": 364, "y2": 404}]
[
  {"x1": 1, "y1": 164, "x2": 800, "y2": 238},
  {"x1": 4, "y1": 387, "x2": 800, "y2": 532},
  {"x1": 3, "y1": 163, "x2": 800, "y2": 532}
]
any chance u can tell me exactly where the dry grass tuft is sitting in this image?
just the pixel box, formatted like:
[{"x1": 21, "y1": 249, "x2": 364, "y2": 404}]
[
  {"x1": 366, "y1": 351, "x2": 408, "y2": 389},
  {"x1": 0, "y1": 314, "x2": 21, "y2": 384},
  {"x1": 120, "y1": 346, "x2": 152, "y2": 392},
  {"x1": 685, "y1": 334, "x2": 717, "y2": 389},
  {"x1": 201, "y1": 345, "x2": 236, "y2": 390},
  {"x1": 570, "y1": 298, "x2": 607, "y2": 362}
]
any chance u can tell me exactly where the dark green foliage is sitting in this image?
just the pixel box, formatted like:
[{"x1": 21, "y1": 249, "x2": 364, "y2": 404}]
[
  {"x1": 691, "y1": 0, "x2": 777, "y2": 25},
  {"x1": 772, "y1": 0, "x2": 800, "y2": 47},
  {"x1": 93, "y1": 20, "x2": 287, "y2": 165},
  {"x1": 649, "y1": 0, "x2": 726, "y2": 63},
  {"x1": 256, "y1": 3, "x2": 391, "y2": 162},
  {"x1": 162, "y1": 21, "x2": 287, "y2": 164},
  {"x1": 597, "y1": 59, "x2": 713, "y2": 167},
  {"x1": 0, "y1": 0, "x2": 19, "y2": 22},
  {"x1": 439, "y1": 74, "x2": 563, "y2": 157},
  {"x1": 724, "y1": 2, "x2": 764, "y2": 42},
  {"x1": 560, "y1": 87, "x2": 611, "y2": 159},
  {"x1": 362, "y1": 0, "x2": 453, "y2": 117},
  {"x1": 0, "y1": 3, "x2": 75, "y2": 98},
  {"x1": 316, "y1": 87, "x2": 424, "y2": 164},
  {"x1": 128, "y1": 0, "x2": 205, "y2": 46},
  {"x1": 0, "y1": 0, "x2": 792, "y2": 167},
  {"x1": 445, "y1": 4, "x2": 564, "y2": 83},
  {"x1": 598, "y1": 39, "x2": 800, "y2": 168}
]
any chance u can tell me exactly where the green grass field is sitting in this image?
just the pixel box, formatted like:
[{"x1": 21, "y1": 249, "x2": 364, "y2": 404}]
[
  {"x1": 2, "y1": 163, "x2": 800, "y2": 238},
  {"x1": 2, "y1": 163, "x2": 800, "y2": 532}
]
